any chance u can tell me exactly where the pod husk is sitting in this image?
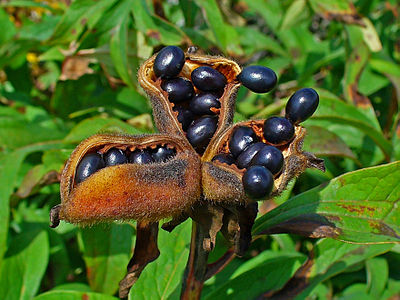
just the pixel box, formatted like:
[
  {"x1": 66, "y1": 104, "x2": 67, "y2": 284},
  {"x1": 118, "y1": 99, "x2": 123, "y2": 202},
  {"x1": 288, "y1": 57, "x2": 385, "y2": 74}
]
[
  {"x1": 58, "y1": 134, "x2": 201, "y2": 224},
  {"x1": 138, "y1": 51, "x2": 242, "y2": 152},
  {"x1": 202, "y1": 121, "x2": 325, "y2": 204}
]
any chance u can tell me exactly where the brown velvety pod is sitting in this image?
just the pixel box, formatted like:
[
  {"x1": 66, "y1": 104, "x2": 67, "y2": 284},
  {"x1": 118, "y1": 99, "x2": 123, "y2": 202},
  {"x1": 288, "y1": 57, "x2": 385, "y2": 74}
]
[
  {"x1": 58, "y1": 134, "x2": 201, "y2": 224},
  {"x1": 138, "y1": 50, "x2": 242, "y2": 148},
  {"x1": 202, "y1": 120, "x2": 325, "y2": 204}
]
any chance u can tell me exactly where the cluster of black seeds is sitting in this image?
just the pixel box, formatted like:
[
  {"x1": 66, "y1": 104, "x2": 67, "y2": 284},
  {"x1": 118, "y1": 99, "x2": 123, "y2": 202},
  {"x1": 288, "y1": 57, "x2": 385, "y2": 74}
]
[
  {"x1": 154, "y1": 46, "x2": 226, "y2": 153},
  {"x1": 75, "y1": 145, "x2": 176, "y2": 184},
  {"x1": 212, "y1": 87, "x2": 319, "y2": 199}
]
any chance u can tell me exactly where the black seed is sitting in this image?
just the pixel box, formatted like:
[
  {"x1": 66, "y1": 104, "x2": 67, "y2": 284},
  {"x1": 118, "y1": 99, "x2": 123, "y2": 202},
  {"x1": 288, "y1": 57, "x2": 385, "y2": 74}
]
[
  {"x1": 191, "y1": 66, "x2": 227, "y2": 92},
  {"x1": 229, "y1": 126, "x2": 259, "y2": 158},
  {"x1": 263, "y1": 117, "x2": 294, "y2": 145},
  {"x1": 153, "y1": 46, "x2": 185, "y2": 79},
  {"x1": 104, "y1": 148, "x2": 127, "y2": 166},
  {"x1": 242, "y1": 165, "x2": 273, "y2": 199},
  {"x1": 212, "y1": 153, "x2": 235, "y2": 165},
  {"x1": 174, "y1": 106, "x2": 194, "y2": 131},
  {"x1": 250, "y1": 145, "x2": 284, "y2": 175},
  {"x1": 285, "y1": 88, "x2": 319, "y2": 124},
  {"x1": 186, "y1": 116, "x2": 218, "y2": 151},
  {"x1": 129, "y1": 149, "x2": 154, "y2": 164},
  {"x1": 189, "y1": 93, "x2": 221, "y2": 115},
  {"x1": 152, "y1": 146, "x2": 176, "y2": 162},
  {"x1": 75, "y1": 153, "x2": 105, "y2": 184},
  {"x1": 236, "y1": 142, "x2": 266, "y2": 169},
  {"x1": 161, "y1": 78, "x2": 194, "y2": 103},
  {"x1": 237, "y1": 65, "x2": 277, "y2": 93}
]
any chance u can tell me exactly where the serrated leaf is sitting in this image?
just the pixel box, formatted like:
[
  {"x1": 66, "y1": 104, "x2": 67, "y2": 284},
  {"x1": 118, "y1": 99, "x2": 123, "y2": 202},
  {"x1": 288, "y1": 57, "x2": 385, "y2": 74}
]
[
  {"x1": 63, "y1": 116, "x2": 144, "y2": 143},
  {"x1": 253, "y1": 161, "x2": 400, "y2": 244},
  {"x1": 0, "y1": 229, "x2": 49, "y2": 300},
  {"x1": 78, "y1": 223, "x2": 134, "y2": 295},
  {"x1": 129, "y1": 220, "x2": 191, "y2": 299}
]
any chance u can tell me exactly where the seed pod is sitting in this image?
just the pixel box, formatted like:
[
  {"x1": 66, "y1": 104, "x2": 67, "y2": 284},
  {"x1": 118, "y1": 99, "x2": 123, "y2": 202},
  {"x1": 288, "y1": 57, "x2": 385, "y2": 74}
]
[
  {"x1": 202, "y1": 120, "x2": 325, "y2": 203},
  {"x1": 56, "y1": 133, "x2": 201, "y2": 225},
  {"x1": 138, "y1": 51, "x2": 241, "y2": 153}
]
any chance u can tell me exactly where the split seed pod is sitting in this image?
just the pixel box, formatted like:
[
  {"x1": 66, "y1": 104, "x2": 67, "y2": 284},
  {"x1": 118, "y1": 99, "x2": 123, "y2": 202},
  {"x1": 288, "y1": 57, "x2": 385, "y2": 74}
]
[
  {"x1": 202, "y1": 120, "x2": 325, "y2": 203},
  {"x1": 54, "y1": 134, "x2": 201, "y2": 225},
  {"x1": 138, "y1": 51, "x2": 242, "y2": 149}
]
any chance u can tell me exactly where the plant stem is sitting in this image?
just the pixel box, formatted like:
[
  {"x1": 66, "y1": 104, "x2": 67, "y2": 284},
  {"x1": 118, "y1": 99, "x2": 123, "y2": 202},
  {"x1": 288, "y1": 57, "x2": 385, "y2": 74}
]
[{"x1": 180, "y1": 221, "x2": 210, "y2": 300}]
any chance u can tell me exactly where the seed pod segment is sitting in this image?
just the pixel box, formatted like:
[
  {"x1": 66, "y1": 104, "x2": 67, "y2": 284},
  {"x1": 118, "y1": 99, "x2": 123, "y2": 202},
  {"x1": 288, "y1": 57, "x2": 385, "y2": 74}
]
[
  {"x1": 138, "y1": 50, "x2": 242, "y2": 154},
  {"x1": 202, "y1": 120, "x2": 325, "y2": 203},
  {"x1": 56, "y1": 133, "x2": 202, "y2": 225}
]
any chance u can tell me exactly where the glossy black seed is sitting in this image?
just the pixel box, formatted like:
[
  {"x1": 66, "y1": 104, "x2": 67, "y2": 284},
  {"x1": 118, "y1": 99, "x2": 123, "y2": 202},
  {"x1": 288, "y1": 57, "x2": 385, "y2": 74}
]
[
  {"x1": 228, "y1": 126, "x2": 259, "y2": 158},
  {"x1": 250, "y1": 145, "x2": 284, "y2": 175},
  {"x1": 191, "y1": 66, "x2": 227, "y2": 92},
  {"x1": 263, "y1": 117, "x2": 294, "y2": 145},
  {"x1": 75, "y1": 153, "x2": 105, "y2": 184},
  {"x1": 212, "y1": 153, "x2": 235, "y2": 165},
  {"x1": 152, "y1": 146, "x2": 176, "y2": 162},
  {"x1": 161, "y1": 78, "x2": 194, "y2": 103},
  {"x1": 186, "y1": 116, "x2": 218, "y2": 151},
  {"x1": 153, "y1": 46, "x2": 185, "y2": 79},
  {"x1": 285, "y1": 88, "x2": 319, "y2": 124},
  {"x1": 237, "y1": 66, "x2": 277, "y2": 93},
  {"x1": 189, "y1": 93, "x2": 221, "y2": 115},
  {"x1": 129, "y1": 149, "x2": 154, "y2": 164},
  {"x1": 236, "y1": 142, "x2": 266, "y2": 169},
  {"x1": 174, "y1": 107, "x2": 194, "y2": 131},
  {"x1": 242, "y1": 165, "x2": 274, "y2": 199},
  {"x1": 104, "y1": 148, "x2": 127, "y2": 166}
]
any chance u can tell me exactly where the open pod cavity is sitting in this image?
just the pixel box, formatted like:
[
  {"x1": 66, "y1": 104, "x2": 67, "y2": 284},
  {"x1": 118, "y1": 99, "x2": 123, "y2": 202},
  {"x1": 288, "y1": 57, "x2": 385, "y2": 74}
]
[
  {"x1": 202, "y1": 120, "x2": 325, "y2": 204},
  {"x1": 52, "y1": 133, "x2": 202, "y2": 226},
  {"x1": 138, "y1": 50, "x2": 242, "y2": 154}
]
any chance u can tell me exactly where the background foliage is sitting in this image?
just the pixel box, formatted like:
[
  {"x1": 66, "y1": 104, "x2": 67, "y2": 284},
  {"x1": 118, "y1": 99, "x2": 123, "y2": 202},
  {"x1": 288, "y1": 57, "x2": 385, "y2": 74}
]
[{"x1": 0, "y1": 0, "x2": 399, "y2": 299}]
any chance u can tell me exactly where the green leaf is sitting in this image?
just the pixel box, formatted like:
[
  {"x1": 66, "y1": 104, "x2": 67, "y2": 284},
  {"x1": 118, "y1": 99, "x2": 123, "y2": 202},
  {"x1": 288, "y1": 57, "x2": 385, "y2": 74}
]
[
  {"x1": 310, "y1": 93, "x2": 391, "y2": 159},
  {"x1": 293, "y1": 240, "x2": 393, "y2": 299},
  {"x1": 0, "y1": 106, "x2": 67, "y2": 150},
  {"x1": 110, "y1": 3, "x2": 136, "y2": 88},
  {"x1": 303, "y1": 125, "x2": 358, "y2": 161},
  {"x1": 204, "y1": 251, "x2": 306, "y2": 300},
  {"x1": 360, "y1": 17, "x2": 382, "y2": 52},
  {"x1": 63, "y1": 116, "x2": 144, "y2": 144},
  {"x1": 369, "y1": 58, "x2": 400, "y2": 78},
  {"x1": 308, "y1": 0, "x2": 356, "y2": 17},
  {"x1": 50, "y1": 0, "x2": 118, "y2": 44},
  {"x1": 131, "y1": 0, "x2": 186, "y2": 46},
  {"x1": 0, "y1": 8, "x2": 16, "y2": 44},
  {"x1": 253, "y1": 161, "x2": 400, "y2": 244},
  {"x1": 129, "y1": 220, "x2": 191, "y2": 299},
  {"x1": 0, "y1": 141, "x2": 66, "y2": 269},
  {"x1": 78, "y1": 223, "x2": 134, "y2": 295},
  {"x1": 34, "y1": 291, "x2": 117, "y2": 300},
  {"x1": 280, "y1": 0, "x2": 307, "y2": 30},
  {"x1": 193, "y1": 0, "x2": 241, "y2": 54},
  {"x1": 366, "y1": 257, "x2": 388, "y2": 298},
  {"x1": 0, "y1": 229, "x2": 49, "y2": 300}
]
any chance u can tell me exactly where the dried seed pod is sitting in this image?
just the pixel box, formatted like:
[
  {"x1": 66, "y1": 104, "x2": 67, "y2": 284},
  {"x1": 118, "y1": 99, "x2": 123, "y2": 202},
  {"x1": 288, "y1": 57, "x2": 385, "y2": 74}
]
[
  {"x1": 202, "y1": 120, "x2": 325, "y2": 203},
  {"x1": 138, "y1": 51, "x2": 242, "y2": 153},
  {"x1": 54, "y1": 133, "x2": 201, "y2": 225}
]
